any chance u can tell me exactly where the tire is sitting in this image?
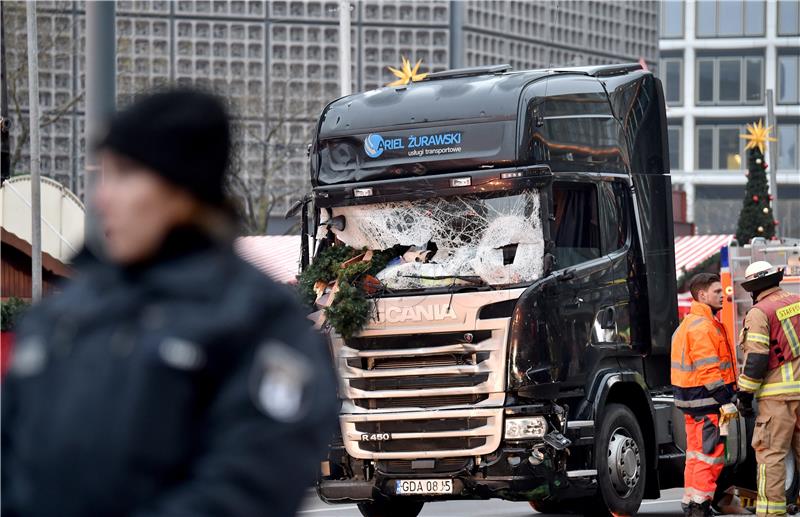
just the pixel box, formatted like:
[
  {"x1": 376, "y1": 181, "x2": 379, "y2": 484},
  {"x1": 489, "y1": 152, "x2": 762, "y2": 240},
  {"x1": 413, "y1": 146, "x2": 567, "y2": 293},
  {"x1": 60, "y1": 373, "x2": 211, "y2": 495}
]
[
  {"x1": 357, "y1": 498, "x2": 424, "y2": 517},
  {"x1": 593, "y1": 403, "x2": 647, "y2": 516}
]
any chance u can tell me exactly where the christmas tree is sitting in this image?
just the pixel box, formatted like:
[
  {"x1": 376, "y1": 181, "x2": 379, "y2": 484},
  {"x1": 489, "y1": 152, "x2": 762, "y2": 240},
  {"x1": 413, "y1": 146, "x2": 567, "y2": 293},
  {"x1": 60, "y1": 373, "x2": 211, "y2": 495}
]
[{"x1": 735, "y1": 120, "x2": 777, "y2": 244}]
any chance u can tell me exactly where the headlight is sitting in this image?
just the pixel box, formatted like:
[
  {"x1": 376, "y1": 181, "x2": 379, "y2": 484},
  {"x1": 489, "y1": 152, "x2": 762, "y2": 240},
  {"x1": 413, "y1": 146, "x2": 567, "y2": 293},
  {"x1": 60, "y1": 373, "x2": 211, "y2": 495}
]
[{"x1": 504, "y1": 416, "x2": 548, "y2": 440}]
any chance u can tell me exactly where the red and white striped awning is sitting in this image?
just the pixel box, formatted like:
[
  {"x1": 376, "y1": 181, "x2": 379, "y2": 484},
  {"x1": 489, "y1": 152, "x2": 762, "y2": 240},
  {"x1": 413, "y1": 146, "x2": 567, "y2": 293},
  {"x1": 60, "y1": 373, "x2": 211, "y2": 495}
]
[
  {"x1": 674, "y1": 234, "x2": 733, "y2": 278},
  {"x1": 234, "y1": 235, "x2": 301, "y2": 284},
  {"x1": 237, "y1": 234, "x2": 735, "y2": 284}
]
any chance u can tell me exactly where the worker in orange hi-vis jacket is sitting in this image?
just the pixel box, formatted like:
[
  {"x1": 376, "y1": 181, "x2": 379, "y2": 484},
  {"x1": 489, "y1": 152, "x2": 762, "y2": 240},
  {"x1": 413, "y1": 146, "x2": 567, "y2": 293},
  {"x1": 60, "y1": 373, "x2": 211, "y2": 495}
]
[
  {"x1": 671, "y1": 273, "x2": 738, "y2": 517},
  {"x1": 736, "y1": 261, "x2": 800, "y2": 517}
]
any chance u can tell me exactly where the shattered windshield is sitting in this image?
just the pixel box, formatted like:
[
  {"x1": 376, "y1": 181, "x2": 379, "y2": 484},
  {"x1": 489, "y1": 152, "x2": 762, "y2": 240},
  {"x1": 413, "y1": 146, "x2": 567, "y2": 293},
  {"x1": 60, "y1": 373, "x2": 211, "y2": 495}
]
[{"x1": 323, "y1": 189, "x2": 545, "y2": 290}]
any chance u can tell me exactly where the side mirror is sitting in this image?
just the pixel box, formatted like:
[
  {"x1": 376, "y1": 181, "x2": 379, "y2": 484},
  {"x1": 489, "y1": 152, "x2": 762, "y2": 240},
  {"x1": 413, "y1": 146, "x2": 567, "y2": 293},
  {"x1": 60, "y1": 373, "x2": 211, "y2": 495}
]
[
  {"x1": 591, "y1": 306, "x2": 618, "y2": 347},
  {"x1": 600, "y1": 306, "x2": 616, "y2": 330}
]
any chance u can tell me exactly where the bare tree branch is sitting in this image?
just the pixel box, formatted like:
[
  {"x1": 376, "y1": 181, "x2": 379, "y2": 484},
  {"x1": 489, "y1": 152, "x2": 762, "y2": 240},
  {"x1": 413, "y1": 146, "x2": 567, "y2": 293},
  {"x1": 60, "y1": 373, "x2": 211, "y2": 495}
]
[
  {"x1": 5, "y1": 3, "x2": 82, "y2": 174},
  {"x1": 225, "y1": 78, "x2": 313, "y2": 236},
  {"x1": 40, "y1": 91, "x2": 85, "y2": 128}
]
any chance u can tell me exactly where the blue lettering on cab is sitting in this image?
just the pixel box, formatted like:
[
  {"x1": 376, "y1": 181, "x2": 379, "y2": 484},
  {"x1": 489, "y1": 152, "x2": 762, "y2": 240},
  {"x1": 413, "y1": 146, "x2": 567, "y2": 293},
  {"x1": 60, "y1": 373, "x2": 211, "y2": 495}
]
[
  {"x1": 364, "y1": 134, "x2": 404, "y2": 158},
  {"x1": 383, "y1": 138, "x2": 404, "y2": 150}
]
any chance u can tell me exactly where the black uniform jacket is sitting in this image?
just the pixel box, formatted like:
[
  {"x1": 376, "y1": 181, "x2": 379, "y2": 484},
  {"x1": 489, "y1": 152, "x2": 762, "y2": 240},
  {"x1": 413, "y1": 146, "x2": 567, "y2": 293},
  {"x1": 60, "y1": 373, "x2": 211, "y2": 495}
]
[{"x1": 2, "y1": 232, "x2": 339, "y2": 517}]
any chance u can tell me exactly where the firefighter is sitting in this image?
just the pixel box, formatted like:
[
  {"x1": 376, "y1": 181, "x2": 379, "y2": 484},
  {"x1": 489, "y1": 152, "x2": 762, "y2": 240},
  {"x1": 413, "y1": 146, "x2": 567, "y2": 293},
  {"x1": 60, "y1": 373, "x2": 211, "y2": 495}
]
[
  {"x1": 1, "y1": 89, "x2": 339, "y2": 517},
  {"x1": 736, "y1": 261, "x2": 800, "y2": 517},
  {"x1": 672, "y1": 273, "x2": 738, "y2": 517}
]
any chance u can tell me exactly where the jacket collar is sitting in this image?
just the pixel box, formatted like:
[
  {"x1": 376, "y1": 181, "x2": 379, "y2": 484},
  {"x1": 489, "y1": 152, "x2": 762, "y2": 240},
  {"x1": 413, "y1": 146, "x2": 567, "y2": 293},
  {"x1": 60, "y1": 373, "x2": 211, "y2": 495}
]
[
  {"x1": 756, "y1": 286, "x2": 781, "y2": 302},
  {"x1": 73, "y1": 226, "x2": 234, "y2": 299},
  {"x1": 689, "y1": 300, "x2": 716, "y2": 321}
]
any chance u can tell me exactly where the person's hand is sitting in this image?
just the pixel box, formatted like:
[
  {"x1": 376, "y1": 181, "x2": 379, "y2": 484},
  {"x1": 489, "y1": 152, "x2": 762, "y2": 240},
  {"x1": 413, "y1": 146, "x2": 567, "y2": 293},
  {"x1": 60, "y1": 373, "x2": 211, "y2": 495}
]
[
  {"x1": 720, "y1": 403, "x2": 739, "y2": 425},
  {"x1": 737, "y1": 391, "x2": 755, "y2": 417}
]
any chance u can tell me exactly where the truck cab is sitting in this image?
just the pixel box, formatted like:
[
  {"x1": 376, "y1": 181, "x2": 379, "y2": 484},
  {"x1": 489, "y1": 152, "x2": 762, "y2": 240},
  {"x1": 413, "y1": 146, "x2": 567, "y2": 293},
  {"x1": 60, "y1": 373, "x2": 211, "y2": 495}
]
[{"x1": 304, "y1": 63, "x2": 684, "y2": 516}]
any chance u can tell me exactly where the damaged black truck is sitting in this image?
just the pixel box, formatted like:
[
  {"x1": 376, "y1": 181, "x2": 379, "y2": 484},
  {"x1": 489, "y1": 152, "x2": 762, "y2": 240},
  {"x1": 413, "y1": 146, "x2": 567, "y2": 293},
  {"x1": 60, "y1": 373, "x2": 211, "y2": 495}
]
[{"x1": 302, "y1": 64, "x2": 690, "y2": 516}]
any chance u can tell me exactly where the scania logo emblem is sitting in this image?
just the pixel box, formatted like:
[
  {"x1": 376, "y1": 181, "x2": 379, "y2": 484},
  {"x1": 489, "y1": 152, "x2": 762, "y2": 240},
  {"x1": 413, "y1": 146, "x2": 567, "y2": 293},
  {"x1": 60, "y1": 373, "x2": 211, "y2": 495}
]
[{"x1": 381, "y1": 304, "x2": 459, "y2": 323}]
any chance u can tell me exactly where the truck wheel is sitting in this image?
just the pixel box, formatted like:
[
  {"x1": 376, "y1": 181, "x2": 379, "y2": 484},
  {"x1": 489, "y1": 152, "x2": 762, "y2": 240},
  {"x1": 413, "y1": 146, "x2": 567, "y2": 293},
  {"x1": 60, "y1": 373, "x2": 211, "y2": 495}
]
[
  {"x1": 357, "y1": 498, "x2": 424, "y2": 517},
  {"x1": 595, "y1": 403, "x2": 647, "y2": 516}
]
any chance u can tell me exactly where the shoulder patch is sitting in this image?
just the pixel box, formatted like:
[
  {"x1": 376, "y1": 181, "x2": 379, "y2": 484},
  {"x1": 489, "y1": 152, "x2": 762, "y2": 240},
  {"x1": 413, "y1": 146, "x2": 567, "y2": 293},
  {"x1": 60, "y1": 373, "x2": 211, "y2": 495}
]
[
  {"x1": 158, "y1": 337, "x2": 206, "y2": 371},
  {"x1": 10, "y1": 336, "x2": 47, "y2": 377},
  {"x1": 250, "y1": 340, "x2": 313, "y2": 422},
  {"x1": 776, "y1": 302, "x2": 800, "y2": 322}
]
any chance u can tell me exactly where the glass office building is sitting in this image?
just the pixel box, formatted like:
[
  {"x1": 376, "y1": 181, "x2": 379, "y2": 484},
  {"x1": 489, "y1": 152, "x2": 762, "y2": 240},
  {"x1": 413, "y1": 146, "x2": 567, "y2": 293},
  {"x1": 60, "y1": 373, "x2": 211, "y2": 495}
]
[
  {"x1": 659, "y1": 0, "x2": 800, "y2": 237},
  {"x1": 4, "y1": 0, "x2": 658, "y2": 214}
]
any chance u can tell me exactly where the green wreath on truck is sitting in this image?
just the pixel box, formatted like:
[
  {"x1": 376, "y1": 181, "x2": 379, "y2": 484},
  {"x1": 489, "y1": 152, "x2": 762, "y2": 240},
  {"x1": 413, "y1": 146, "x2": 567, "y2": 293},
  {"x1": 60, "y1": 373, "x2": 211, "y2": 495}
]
[{"x1": 297, "y1": 245, "x2": 403, "y2": 339}]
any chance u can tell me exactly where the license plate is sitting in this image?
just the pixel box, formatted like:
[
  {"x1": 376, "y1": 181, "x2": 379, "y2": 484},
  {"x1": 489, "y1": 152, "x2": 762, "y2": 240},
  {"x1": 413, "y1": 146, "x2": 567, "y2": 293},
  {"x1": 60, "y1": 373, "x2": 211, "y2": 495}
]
[{"x1": 395, "y1": 479, "x2": 453, "y2": 495}]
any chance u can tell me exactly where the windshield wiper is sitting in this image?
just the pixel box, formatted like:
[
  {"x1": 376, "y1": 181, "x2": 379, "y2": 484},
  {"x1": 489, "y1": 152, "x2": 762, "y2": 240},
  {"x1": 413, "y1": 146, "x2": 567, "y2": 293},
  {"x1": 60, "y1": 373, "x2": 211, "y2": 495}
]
[{"x1": 402, "y1": 275, "x2": 485, "y2": 286}]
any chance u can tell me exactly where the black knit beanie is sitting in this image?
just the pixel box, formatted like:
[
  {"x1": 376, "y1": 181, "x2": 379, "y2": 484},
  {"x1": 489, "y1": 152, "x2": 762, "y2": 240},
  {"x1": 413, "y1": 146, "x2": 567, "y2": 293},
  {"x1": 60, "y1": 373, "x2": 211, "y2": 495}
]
[{"x1": 97, "y1": 89, "x2": 231, "y2": 207}]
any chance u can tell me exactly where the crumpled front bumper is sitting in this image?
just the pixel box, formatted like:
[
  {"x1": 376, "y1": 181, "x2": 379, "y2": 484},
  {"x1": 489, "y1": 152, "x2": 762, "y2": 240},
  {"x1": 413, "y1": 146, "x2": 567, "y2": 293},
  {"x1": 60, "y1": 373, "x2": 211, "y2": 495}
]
[{"x1": 317, "y1": 444, "x2": 596, "y2": 504}]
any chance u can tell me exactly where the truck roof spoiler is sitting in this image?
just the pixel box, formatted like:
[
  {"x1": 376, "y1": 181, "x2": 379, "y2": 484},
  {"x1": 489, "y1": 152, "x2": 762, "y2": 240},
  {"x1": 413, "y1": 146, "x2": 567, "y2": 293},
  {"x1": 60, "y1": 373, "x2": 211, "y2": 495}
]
[
  {"x1": 423, "y1": 64, "x2": 512, "y2": 81},
  {"x1": 421, "y1": 62, "x2": 643, "y2": 84},
  {"x1": 554, "y1": 62, "x2": 643, "y2": 78}
]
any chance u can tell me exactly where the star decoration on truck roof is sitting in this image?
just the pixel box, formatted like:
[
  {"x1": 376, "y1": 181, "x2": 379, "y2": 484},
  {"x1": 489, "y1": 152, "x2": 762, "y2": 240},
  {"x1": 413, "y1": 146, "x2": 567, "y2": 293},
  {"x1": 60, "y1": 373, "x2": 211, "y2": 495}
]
[
  {"x1": 387, "y1": 56, "x2": 427, "y2": 87},
  {"x1": 740, "y1": 119, "x2": 777, "y2": 154}
]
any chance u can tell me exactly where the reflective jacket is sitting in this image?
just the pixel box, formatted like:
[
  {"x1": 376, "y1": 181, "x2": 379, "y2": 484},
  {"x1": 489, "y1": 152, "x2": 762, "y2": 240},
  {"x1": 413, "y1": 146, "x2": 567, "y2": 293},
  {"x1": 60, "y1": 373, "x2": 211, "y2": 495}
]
[
  {"x1": 671, "y1": 301, "x2": 737, "y2": 415},
  {"x1": 738, "y1": 287, "x2": 800, "y2": 400}
]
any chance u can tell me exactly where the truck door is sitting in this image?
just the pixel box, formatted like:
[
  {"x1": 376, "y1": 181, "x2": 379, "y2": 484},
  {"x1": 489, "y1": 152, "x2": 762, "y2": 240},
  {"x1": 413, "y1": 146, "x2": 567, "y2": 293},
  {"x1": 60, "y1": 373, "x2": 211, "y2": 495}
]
[
  {"x1": 595, "y1": 180, "x2": 633, "y2": 352},
  {"x1": 546, "y1": 179, "x2": 620, "y2": 390}
]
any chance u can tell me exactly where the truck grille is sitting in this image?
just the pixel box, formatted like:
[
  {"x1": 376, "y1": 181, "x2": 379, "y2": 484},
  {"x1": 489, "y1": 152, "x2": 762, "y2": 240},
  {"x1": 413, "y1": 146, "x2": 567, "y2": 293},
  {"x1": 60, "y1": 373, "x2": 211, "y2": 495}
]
[
  {"x1": 332, "y1": 291, "x2": 517, "y2": 460},
  {"x1": 353, "y1": 394, "x2": 489, "y2": 410},
  {"x1": 347, "y1": 353, "x2": 492, "y2": 370},
  {"x1": 340, "y1": 408, "x2": 502, "y2": 459},
  {"x1": 349, "y1": 373, "x2": 490, "y2": 391},
  {"x1": 360, "y1": 437, "x2": 487, "y2": 453},
  {"x1": 377, "y1": 458, "x2": 471, "y2": 474},
  {"x1": 355, "y1": 417, "x2": 489, "y2": 434},
  {"x1": 346, "y1": 331, "x2": 492, "y2": 351}
]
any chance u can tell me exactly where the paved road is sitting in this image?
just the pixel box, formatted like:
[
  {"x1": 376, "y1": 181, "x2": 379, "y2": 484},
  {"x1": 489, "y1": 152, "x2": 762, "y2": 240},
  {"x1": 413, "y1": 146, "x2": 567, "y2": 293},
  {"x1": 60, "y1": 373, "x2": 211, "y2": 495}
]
[{"x1": 297, "y1": 487, "x2": 687, "y2": 516}]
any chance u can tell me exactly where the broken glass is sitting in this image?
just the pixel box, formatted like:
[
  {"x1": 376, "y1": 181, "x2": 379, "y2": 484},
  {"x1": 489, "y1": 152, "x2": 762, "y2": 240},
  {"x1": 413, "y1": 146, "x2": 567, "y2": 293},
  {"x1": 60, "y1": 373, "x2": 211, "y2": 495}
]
[{"x1": 322, "y1": 189, "x2": 545, "y2": 289}]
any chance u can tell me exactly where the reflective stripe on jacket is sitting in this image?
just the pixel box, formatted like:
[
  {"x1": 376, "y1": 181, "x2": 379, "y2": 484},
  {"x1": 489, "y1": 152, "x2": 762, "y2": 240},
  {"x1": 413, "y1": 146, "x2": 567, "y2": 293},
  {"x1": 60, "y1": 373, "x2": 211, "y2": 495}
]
[
  {"x1": 671, "y1": 301, "x2": 737, "y2": 415},
  {"x1": 738, "y1": 288, "x2": 800, "y2": 400}
]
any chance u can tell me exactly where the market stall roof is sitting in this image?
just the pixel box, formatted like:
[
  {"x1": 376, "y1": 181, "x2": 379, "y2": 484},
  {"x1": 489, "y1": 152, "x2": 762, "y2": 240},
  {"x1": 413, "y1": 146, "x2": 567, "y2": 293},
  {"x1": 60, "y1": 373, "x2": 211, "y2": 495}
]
[
  {"x1": 234, "y1": 235, "x2": 300, "y2": 284},
  {"x1": 238, "y1": 234, "x2": 736, "y2": 285},
  {"x1": 674, "y1": 234, "x2": 733, "y2": 279}
]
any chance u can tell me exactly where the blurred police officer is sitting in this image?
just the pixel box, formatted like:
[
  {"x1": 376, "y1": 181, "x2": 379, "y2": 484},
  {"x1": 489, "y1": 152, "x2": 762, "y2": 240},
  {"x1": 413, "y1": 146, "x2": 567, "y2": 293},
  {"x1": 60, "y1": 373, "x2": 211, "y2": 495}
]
[
  {"x1": 737, "y1": 261, "x2": 800, "y2": 517},
  {"x1": 1, "y1": 89, "x2": 339, "y2": 517}
]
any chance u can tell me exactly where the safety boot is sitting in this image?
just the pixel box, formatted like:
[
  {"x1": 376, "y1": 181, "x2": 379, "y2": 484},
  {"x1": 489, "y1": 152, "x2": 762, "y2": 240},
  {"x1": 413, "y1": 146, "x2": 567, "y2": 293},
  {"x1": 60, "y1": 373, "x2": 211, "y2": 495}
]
[{"x1": 682, "y1": 501, "x2": 713, "y2": 517}]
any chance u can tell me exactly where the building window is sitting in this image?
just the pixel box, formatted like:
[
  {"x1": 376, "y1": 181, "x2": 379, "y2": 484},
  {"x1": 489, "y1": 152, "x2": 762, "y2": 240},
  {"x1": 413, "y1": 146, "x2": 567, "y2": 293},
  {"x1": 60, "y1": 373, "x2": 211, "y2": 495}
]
[
  {"x1": 694, "y1": 186, "x2": 748, "y2": 234},
  {"x1": 778, "y1": 0, "x2": 800, "y2": 35},
  {"x1": 661, "y1": 0, "x2": 684, "y2": 38},
  {"x1": 695, "y1": 124, "x2": 745, "y2": 170},
  {"x1": 718, "y1": 58, "x2": 741, "y2": 101},
  {"x1": 774, "y1": 185, "x2": 800, "y2": 238},
  {"x1": 698, "y1": 60, "x2": 714, "y2": 102},
  {"x1": 668, "y1": 125, "x2": 682, "y2": 170},
  {"x1": 745, "y1": 57, "x2": 763, "y2": 102},
  {"x1": 696, "y1": 0, "x2": 765, "y2": 37},
  {"x1": 718, "y1": 127, "x2": 741, "y2": 169},
  {"x1": 778, "y1": 124, "x2": 799, "y2": 171},
  {"x1": 696, "y1": 56, "x2": 763, "y2": 105},
  {"x1": 778, "y1": 54, "x2": 800, "y2": 104},
  {"x1": 661, "y1": 58, "x2": 683, "y2": 105}
]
